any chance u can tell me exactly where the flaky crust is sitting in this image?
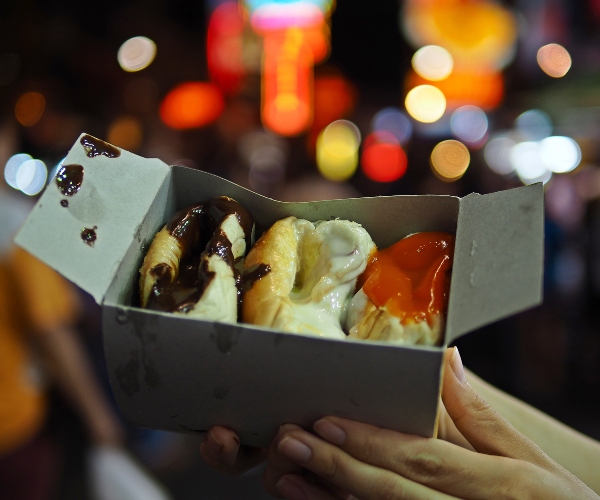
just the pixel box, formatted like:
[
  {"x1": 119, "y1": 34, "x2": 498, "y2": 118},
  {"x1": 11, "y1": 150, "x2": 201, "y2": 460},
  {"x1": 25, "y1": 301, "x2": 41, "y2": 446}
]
[
  {"x1": 348, "y1": 295, "x2": 443, "y2": 346},
  {"x1": 139, "y1": 226, "x2": 182, "y2": 308},
  {"x1": 242, "y1": 216, "x2": 298, "y2": 328}
]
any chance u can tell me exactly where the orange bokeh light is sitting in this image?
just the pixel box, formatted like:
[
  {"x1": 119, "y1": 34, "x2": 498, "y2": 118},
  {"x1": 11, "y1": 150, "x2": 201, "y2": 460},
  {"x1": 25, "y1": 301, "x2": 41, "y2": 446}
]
[
  {"x1": 430, "y1": 139, "x2": 470, "y2": 181},
  {"x1": 361, "y1": 132, "x2": 408, "y2": 183},
  {"x1": 15, "y1": 91, "x2": 46, "y2": 127},
  {"x1": 262, "y1": 28, "x2": 313, "y2": 136},
  {"x1": 159, "y1": 82, "x2": 224, "y2": 129},
  {"x1": 406, "y1": 68, "x2": 504, "y2": 111},
  {"x1": 107, "y1": 115, "x2": 143, "y2": 152},
  {"x1": 256, "y1": 22, "x2": 330, "y2": 64},
  {"x1": 403, "y1": 0, "x2": 517, "y2": 70}
]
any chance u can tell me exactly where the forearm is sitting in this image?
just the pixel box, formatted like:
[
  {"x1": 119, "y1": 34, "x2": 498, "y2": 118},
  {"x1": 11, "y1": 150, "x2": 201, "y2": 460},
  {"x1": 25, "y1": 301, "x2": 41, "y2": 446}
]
[
  {"x1": 466, "y1": 368, "x2": 600, "y2": 493},
  {"x1": 38, "y1": 324, "x2": 123, "y2": 446}
]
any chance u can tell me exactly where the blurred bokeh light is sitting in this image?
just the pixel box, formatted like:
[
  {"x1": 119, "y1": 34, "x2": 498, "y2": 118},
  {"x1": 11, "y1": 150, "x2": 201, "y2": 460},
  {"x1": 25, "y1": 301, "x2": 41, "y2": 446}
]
[
  {"x1": 411, "y1": 45, "x2": 453, "y2": 81},
  {"x1": 406, "y1": 68, "x2": 504, "y2": 110},
  {"x1": 207, "y1": 2, "x2": 246, "y2": 95},
  {"x1": 510, "y1": 141, "x2": 552, "y2": 185},
  {"x1": 537, "y1": 43, "x2": 572, "y2": 78},
  {"x1": 117, "y1": 36, "x2": 157, "y2": 72},
  {"x1": 540, "y1": 136, "x2": 581, "y2": 174},
  {"x1": 316, "y1": 119, "x2": 360, "y2": 181},
  {"x1": 15, "y1": 91, "x2": 45, "y2": 127},
  {"x1": 515, "y1": 109, "x2": 553, "y2": 141},
  {"x1": 450, "y1": 105, "x2": 488, "y2": 145},
  {"x1": 484, "y1": 135, "x2": 516, "y2": 175},
  {"x1": 402, "y1": 0, "x2": 518, "y2": 70},
  {"x1": 405, "y1": 84, "x2": 446, "y2": 123},
  {"x1": 261, "y1": 29, "x2": 313, "y2": 136},
  {"x1": 159, "y1": 82, "x2": 224, "y2": 129},
  {"x1": 107, "y1": 116, "x2": 143, "y2": 152},
  {"x1": 371, "y1": 107, "x2": 412, "y2": 146},
  {"x1": 4, "y1": 153, "x2": 32, "y2": 189},
  {"x1": 4, "y1": 153, "x2": 47, "y2": 196},
  {"x1": 361, "y1": 131, "x2": 407, "y2": 183},
  {"x1": 430, "y1": 139, "x2": 470, "y2": 181}
]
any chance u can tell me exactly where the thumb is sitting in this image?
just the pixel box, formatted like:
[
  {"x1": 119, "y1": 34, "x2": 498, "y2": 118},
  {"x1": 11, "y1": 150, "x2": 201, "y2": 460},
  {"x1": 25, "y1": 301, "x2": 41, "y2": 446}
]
[{"x1": 442, "y1": 347, "x2": 550, "y2": 466}]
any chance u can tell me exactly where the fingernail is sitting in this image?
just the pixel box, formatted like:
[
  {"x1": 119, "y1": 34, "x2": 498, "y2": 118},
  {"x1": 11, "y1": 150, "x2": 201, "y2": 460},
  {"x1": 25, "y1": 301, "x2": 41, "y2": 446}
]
[
  {"x1": 450, "y1": 346, "x2": 467, "y2": 384},
  {"x1": 276, "y1": 475, "x2": 308, "y2": 500},
  {"x1": 313, "y1": 419, "x2": 346, "y2": 446},
  {"x1": 206, "y1": 430, "x2": 224, "y2": 457},
  {"x1": 278, "y1": 437, "x2": 312, "y2": 464}
]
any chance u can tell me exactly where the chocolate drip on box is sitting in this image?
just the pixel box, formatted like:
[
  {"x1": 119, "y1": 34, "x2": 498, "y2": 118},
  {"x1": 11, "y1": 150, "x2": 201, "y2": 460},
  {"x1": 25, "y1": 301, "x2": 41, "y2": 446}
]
[
  {"x1": 146, "y1": 196, "x2": 257, "y2": 316},
  {"x1": 81, "y1": 226, "x2": 97, "y2": 246},
  {"x1": 80, "y1": 134, "x2": 121, "y2": 158},
  {"x1": 55, "y1": 164, "x2": 84, "y2": 196}
]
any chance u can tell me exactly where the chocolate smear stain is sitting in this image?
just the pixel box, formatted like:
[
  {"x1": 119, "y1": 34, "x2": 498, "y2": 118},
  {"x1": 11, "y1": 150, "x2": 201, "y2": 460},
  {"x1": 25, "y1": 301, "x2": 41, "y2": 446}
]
[{"x1": 80, "y1": 134, "x2": 121, "y2": 158}]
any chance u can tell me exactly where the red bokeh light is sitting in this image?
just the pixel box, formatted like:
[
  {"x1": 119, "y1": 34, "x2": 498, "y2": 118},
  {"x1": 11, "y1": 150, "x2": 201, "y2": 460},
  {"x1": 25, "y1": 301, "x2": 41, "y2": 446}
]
[
  {"x1": 361, "y1": 132, "x2": 408, "y2": 182},
  {"x1": 159, "y1": 82, "x2": 224, "y2": 129},
  {"x1": 207, "y1": 2, "x2": 245, "y2": 95}
]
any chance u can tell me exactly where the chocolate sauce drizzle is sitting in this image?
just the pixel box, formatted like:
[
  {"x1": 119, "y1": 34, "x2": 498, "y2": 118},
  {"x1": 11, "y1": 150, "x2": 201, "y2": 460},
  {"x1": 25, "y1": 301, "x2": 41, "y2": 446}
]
[
  {"x1": 55, "y1": 164, "x2": 84, "y2": 196},
  {"x1": 80, "y1": 134, "x2": 121, "y2": 158},
  {"x1": 146, "y1": 196, "x2": 263, "y2": 317}
]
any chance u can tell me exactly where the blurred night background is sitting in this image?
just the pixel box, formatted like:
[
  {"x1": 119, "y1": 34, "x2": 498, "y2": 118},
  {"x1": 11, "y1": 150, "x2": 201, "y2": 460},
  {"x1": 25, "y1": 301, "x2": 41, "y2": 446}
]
[{"x1": 2, "y1": 0, "x2": 600, "y2": 498}]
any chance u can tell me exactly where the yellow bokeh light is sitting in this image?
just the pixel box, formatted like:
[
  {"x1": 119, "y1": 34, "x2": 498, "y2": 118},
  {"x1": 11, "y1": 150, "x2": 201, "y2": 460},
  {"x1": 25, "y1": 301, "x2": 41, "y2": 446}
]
[
  {"x1": 15, "y1": 91, "x2": 45, "y2": 127},
  {"x1": 430, "y1": 140, "x2": 470, "y2": 181},
  {"x1": 537, "y1": 43, "x2": 571, "y2": 78},
  {"x1": 402, "y1": 0, "x2": 518, "y2": 70},
  {"x1": 405, "y1": 85, "x2": 446, "y2": 123},
  {"x1": 412, "y1": 45, "x2": 453, "y2": 81},
  {"x1": 316, "y1": 120, "x2": 360, "y2": 181},
  {"x1": 107, "y1": 116, "x2": 143, "y2": 152},
  {"x1": 117, "y1": 36, "x2": 157, "y2": 72}
]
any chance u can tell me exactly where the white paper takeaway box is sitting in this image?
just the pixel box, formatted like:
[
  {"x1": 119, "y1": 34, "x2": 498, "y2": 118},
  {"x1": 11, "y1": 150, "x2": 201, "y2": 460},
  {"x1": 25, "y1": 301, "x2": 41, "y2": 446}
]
[{"x1": 16, "y1": 134, "x2": 544, "y2": 447}]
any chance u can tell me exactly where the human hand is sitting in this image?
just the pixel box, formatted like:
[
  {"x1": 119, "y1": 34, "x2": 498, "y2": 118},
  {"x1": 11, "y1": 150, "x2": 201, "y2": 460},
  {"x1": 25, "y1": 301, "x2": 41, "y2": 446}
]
[
  {"x1": 199, "y1": 426, "x2": 267, "y2": 476},
  {"x1": 264, "y1": 347, "x2": 599, "y2": 499}
]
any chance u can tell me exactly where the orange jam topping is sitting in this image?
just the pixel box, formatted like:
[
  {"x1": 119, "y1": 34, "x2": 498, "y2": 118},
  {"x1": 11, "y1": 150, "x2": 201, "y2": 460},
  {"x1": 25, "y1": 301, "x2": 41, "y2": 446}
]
[{"x1": 357, "y1": 232, "x2": 455, "y2": 326}]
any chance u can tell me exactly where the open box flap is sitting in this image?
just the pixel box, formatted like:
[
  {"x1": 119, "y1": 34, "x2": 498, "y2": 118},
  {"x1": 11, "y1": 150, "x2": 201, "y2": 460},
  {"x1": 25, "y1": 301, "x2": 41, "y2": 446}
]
[
  {"x1": 444, "y1": 183, "x2": 544, "y2": 344},
  {"x1": 14, "y1": 133, "x2": 170, "y2": 304}
]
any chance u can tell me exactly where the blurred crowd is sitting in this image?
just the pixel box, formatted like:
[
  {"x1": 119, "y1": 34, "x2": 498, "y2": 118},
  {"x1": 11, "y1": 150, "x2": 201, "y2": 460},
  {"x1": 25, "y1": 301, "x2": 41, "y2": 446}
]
[{"x1": 2, "y1": 0, "x2": 600, "y2": 498}]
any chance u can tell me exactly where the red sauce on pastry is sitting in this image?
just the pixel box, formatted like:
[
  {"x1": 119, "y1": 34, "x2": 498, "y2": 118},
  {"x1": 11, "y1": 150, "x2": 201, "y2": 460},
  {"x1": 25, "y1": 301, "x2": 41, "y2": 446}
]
[{"x1": 357, "y1": 232, "x2": 455, "y2": 327}]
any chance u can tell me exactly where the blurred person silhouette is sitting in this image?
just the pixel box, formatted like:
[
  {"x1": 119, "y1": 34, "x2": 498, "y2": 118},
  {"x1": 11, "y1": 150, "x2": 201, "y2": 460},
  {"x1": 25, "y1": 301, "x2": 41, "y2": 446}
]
[{"x1": 0, "y1": 183, "x2": 124, "y2": 500}]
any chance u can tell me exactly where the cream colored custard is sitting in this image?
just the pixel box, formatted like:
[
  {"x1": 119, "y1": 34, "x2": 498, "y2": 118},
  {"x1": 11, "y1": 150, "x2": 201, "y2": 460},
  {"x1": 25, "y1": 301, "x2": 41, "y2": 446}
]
[{"x1": 277, "y1": 219, "x2": 376, "y2": 339}]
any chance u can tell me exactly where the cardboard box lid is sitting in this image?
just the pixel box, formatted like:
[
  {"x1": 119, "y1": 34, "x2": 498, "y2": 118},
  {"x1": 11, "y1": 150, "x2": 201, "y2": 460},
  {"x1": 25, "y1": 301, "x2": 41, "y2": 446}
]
[
  {"x1": 445, "y1": 183, "x2": 544, "y2": 343},
  {"x1": 15, "y1": 134, "x2": 170, "y2": 303}
]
